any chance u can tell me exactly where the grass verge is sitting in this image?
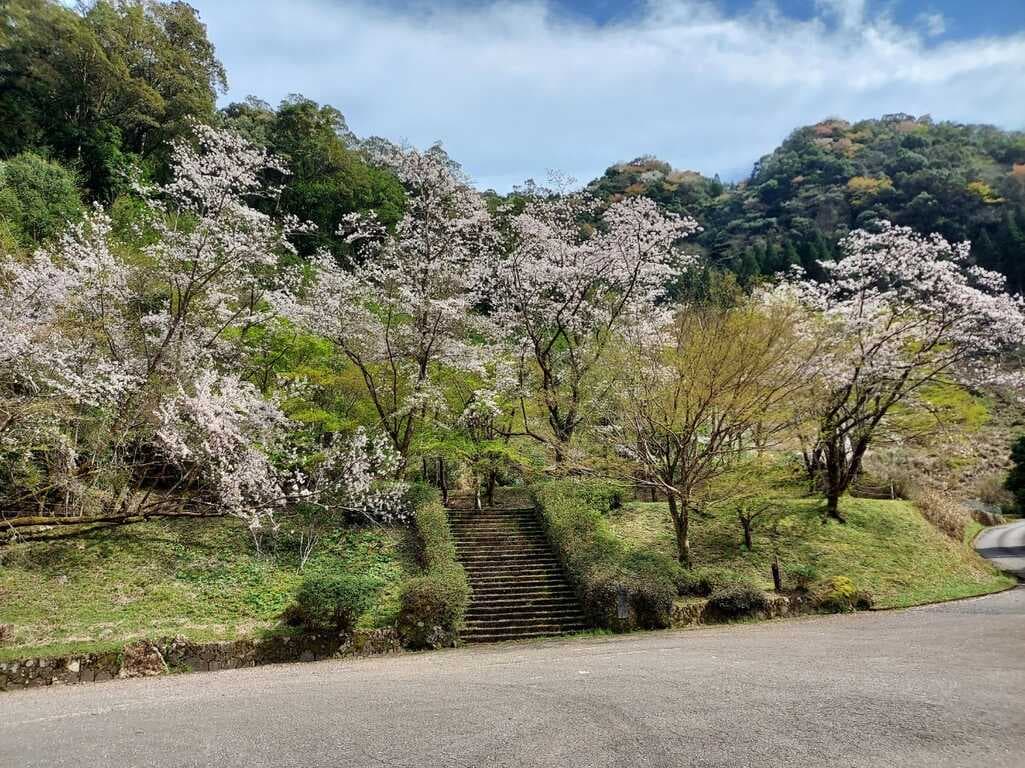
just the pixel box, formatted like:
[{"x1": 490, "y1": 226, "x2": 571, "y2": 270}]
[
  {"x1": 0, "y1": 516, "x2": 415, "y2": 661},
  {"x1": 609, "y1": 495, "x2": 1014, "y2": 609}
]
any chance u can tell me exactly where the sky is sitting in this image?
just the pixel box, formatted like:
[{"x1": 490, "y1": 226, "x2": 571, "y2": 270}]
[{"x1": 194, "y1": 0, "x2": 1025, "y2": 191}]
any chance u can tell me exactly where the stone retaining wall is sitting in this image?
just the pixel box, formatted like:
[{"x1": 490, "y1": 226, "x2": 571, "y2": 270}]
[
  {"x1": 0, "y1": 628, "x2": 401, "y2": 692},
  {"x1": 671, "y1": 593, "x2": 797, "y2": 627}
]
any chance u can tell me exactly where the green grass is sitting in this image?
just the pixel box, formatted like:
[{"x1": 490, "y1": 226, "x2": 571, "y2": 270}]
[
  {"x1": 608, "y1": 494, "x2": 1015, "y2": 609},
  {"x1": 0, "y1": 516, "x2": 415, "y2": 660}
]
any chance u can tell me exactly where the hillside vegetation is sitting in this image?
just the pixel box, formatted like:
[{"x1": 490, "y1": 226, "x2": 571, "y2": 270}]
[
  {"x1": 589, "y1": 115, "x2": 1025, "y2": 290},
  {"x1": 609, "y1": 495, "x2": 1014, "y2": 609},
  {"x1": 0, "y1": 518, "x2": 414, "y2": 660}
]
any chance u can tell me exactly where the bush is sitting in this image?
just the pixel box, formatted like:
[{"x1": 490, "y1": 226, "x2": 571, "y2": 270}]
[
  {"x1": 397, "y1": 484, "x2": 470, "y2": 648},
  {"x1": 291, "y1": 572, "x2": 382, "y2": 633},
  {"x1": 813, "y1": 576, "x2": 874, "y2": 613},
  {"x1": 573, "y1": 479, "x2": 629, "y2": 512},
  {"x1": 533, "y1": 480, "x2": 677, "y2": 631},
  {"x1": 1004, "y1": 436, "x2": 1025, "y2": 514},
  {"x1": 0, "y1": 152, "x2": 82, "y2": 245},
  {"x1": 707, "y1": 584, "x2": 771, "y2": 619},
  {"x1": 397, "y1": 564, "x2": 471, "y2": 649},
  {"x1": 677, "y1": 566, "x2": 746, "y2": 597},
  {"x1": 784, "y1": 563, "x2": 818, "y2": 591},
  {"x1": 912, "y1": 488, "x2": 971, "y2": 541}
]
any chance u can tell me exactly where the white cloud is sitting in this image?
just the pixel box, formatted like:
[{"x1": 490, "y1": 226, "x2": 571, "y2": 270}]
[
  {"x1": 917, "y1": 11, "x2": 947, "y2": 38},
  {"x1": 195, "y1": 0, "x2": 1025, "y2": 191}
]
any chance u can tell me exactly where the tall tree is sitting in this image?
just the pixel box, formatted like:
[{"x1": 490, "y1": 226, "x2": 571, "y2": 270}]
[
  {"x1": 0, "y1": 0, "x2": 226, "y2": 197},
  {"x1": 492, "y1": 190, "x2": 698, "y2": 462},
  {"x1": 777, "y1": 223, "x2": 1025, "y2": 521}
]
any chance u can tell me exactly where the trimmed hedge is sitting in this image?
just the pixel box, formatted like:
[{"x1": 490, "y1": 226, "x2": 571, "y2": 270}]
[
  {"x1": 532, "y1": 480, "x2": 677, "y2": 631},
  {"x1": 397, "y1": 484, "x2": 471, "y2": 649},
  {"x1": 706, "y1": 583, "x2": 771, "y2": 619}
]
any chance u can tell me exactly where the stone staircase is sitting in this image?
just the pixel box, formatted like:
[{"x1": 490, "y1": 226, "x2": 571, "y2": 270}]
[{"x1": 448, "y1": 506, "x2": 587, "y2": 643}]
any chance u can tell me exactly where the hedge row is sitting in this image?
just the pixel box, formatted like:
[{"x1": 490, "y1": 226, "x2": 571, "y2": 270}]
[
  {"x1": 532, "y1": 480, "x2": 678, "y2": 631},
  {"x1": 397, "y1": 484, "x2": 471, "y2": 649}
]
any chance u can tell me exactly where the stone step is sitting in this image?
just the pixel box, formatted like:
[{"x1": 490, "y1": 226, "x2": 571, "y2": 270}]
[
  {"x1": 461, "y1": 625, "x2": 587, "y2": 643},
  {"x1": 466, "y1": 597, "x2": 581, "y2": 613},
  {"x1": 466, "y1": 568, "x2": 564, "y2": 581},
  {"x1": 447, "y1": 503, "x2": 586, "y2": 643},
  {"x1": 456, "y1": 545, "x2": 553, "y2": 555},
  {"x1": 453, "y1": 537, "x2": 548, "y2": 547},
  {"x1": 449, "y1": 514, "x2": 539, "y2": 521},
  {"x1": 453, "y1": 529, "x2": 544, "y2": 537},
  {"x1": 460, "y1": 552, "x2": 560, "y2": 563},
  {"x1": 466, "y1": 609, "x2": 585, "y2": 623},
  {"x1": 469, "y1": 583, "x2": 574, "y2": 596},
  {"x1": 455, "y1": 547, "x2": 552, "y2": 557}
]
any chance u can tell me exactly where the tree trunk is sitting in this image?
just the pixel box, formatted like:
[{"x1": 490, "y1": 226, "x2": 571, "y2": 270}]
[
  {"x1": 485, "y1": 471, "x2": 497, "y2": 507},
  {"x1": 825, "y1": 489, "x2": 845, "y2": 523},
  {"x1": 824, "y1": 438, "x2": 847, "y2": 522},
  {"x1": 741, "y1": 516, "x2": 753, "y2": 550},
  {"x1": 668, "y1": 494, "x2": 691, "y2": 567}
]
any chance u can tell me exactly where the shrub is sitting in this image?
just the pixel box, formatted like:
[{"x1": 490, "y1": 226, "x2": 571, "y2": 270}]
[
  {"x1": 0, "y1": 623, "x2": 11, "y2": 644},
  {"x1": 0, "y1": 152, "x2": 82, "y2": 245},
  {"x1": 813, "y1": 576, "x2": 873, "y2": 613},
  {"x1": 533, "y1": 480, "x2": 677, "y2": 631},
  {"x1": 784, "y1": 563, "x2": 818, "y2": 591},
  {"x1": 573, "y1": 479, "x2": 629, "y2": 512},
  {"x1": 397, "y1": 564, "x2": 471, "y2": 649},
  {"x1": 291, "y1": 572, "x2": 382, "y2": 633},
  {"x1": 678, "y1": 566, "x2": 746, "y2": 597},
  {"x1": 707, "y1": 584, "x2": 770, "y2": 619},
  {"x1": 975, "y1": 473, "x2": 1014, "y2": 511},
  {"x1": 1005, "y1": 435, "x2": 1025, "y2": 514},
  {"x1": 397, "y1": 484, "x2": 471, "y2": 648},
  {"x1": 912, "y1": 488, "x2": 971, "y2": 541}
]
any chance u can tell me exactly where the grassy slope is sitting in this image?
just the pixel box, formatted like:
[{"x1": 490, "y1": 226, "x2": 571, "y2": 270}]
[
  {"x1": 0, "y1": 517, "x2": 415, "y2": 660},
  {"x1": 609, "y1": 495, "x2": 1014, "y2": 609}
]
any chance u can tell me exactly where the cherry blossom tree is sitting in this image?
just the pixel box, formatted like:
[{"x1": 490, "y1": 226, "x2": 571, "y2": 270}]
[
  {"x1": 492, "y1": 188, "x2": 699, "y2": 462},
  {"x1": 1, "y1": 125, "x2": 405, "y2": 539},
  {"x1": 769, "y1": 223, "x2": 1025, "y2": 521},
  {"x1": 603, "y1": 301, "x2": 814, "y2": 565},
  {"x1": 156, "y1": 371, "x2": 406, "y2": 553},
  {"x1": 277, "y1": 146, "x2": 497, "y2": 463}
]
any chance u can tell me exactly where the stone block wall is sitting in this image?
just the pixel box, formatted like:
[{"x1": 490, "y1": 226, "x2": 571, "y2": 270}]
[{"x1": 0, "y1": 628, "x2": 401, "y2": 692}]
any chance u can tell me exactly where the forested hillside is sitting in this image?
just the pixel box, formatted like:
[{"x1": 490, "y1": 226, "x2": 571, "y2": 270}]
[
  {"x1": 588, "y1": 116, "x2": 1025, "y2": 290},
  {"x1": 0, "y1": 0, "x2": 404, "y2": 259}
]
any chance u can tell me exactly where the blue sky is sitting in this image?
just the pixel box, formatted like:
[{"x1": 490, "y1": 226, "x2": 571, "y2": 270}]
[{"x1": 194, "y1": 0, "x2": 1025, "y2": 190}]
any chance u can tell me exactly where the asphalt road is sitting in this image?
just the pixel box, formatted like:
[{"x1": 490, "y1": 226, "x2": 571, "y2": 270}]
[
  {"x1": 975, "y1": 518, "x2": 1025, "y2": 578},
  {"x1": 3, "y1": 588, "x2": 1024, "y2": 768}
]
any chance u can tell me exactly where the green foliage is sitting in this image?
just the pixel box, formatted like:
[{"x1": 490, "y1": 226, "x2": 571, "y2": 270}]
[
  {"x1": 0, "y1": 517, "x2": 415, "y2": 660},
  {"x1": 533, "y1": 480, "x2": 677, "y2": 631},
  {"x1": 609, "y1": 495, "x2": 1013, "y2": 609},
  {"x1": 220, "y1": 95, "x2": 405, "y2": 259},
  {"x1": 676, "y1": 566, "x2": 748, "y2": 597},
  {"x1": 812, "y1": 576, "x2": 873, "y2": 613},
  {"x1": 0, "y1": 0, "x2": 226, "y2": 196},
  {"x1": 707, "y1": 583, "x2": 771, "y2": 619},
  {"x1": 0, "y1": 152, "x2": 83, "y2": 245},
  {"x1": 397, "y1": 485, "x2": 470, "y2": 648},
  {"x1": 397, "y1": 565, "x2": 471, "y2": 650},
  {"x1": 291, "y1": 572, "x2": 383, "y2": 633},
  {"x1": 586, "y1": 115, "x2": 1025, "y2": 291},
  {"x1": 783, "y1": 563, "x2": 819, "y2": 591},
  {"x1": 1004, "y1": 435, "x2": 1025, "y2": 514}
]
